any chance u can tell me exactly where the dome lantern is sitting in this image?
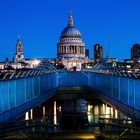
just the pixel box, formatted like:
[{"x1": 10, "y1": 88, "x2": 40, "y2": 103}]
[
  {"x1": 60, "y1": 10, "x2": 82, "y2": 39},
  {"x1": 68, "y1": 10, "x2": 73, "y2": 26}
]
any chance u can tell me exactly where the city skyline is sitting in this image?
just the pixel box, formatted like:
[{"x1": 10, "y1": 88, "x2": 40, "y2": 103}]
[{"x1": 0, "y1": 0, "x2": 140, "y2": 61}]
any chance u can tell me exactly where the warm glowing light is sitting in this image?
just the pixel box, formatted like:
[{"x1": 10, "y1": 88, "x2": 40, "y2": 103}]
[
  {"x1": 32, "y1": 59, "x2": 41, "y2": 66},
  {"x1": 72, "y1": 62, "x2": 76, "y2": 67},
  {"x1": 43, "y1": 106, "x2": 45, "y2": 116},
  {"x1": 105, "y1": 104, "x2": 110, "y2": 118},
  {"x1": 94, "y1": 105, "x2": 99, "y2": 115},
  {"x1": 111, "y1": 107, "x2": 113, "y2": 118},
  {"x1": 30, "y1": 109, "x2": 33, "y2": 120},
  {"x1": 128, "y1": 118, "x2": 132, "y2": 124},
  {"x1": 115, "y1": 109, "x2": 118, "y2": 119},
  {"x1": 87, "y1": 105, "x2": 93, "y2": 114},
  {"x1": 54, "y1": 101, "x2": 57, "y2": 124},
  {"x1": 25, "y1": 112, "x2": 29, "y2": 120},
  {"x1": 67, "y1": 133, "x2": 95, "y2": 139},
  {"x1": 78, "y1": 134, "x2": 95, "y2": 139},
  {"x1": 87, "y1": 104, "x2": 93, "y2": 123},
  {"x1": 102, "y1": 104, "x2": 106, "y2": 115}
]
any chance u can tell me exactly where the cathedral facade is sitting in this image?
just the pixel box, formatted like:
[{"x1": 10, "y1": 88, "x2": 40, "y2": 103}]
[
  {"x1": 57, "y1": 11, "x2": 86, "y2": 71},
  {"x1": 13, "y1": 36, "x2": 25, "y2": 63}
]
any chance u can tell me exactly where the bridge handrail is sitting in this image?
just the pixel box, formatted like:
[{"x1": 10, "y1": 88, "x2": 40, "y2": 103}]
[
  {"x1": 82, "y1": 68, "x2": 140, "y2": 79},
  {"x1": 0, "y1": 119, "x2": 48, "y2": 135},
  {"x1": 0, "y1": 69, "x2": 65, "y2": 81}
]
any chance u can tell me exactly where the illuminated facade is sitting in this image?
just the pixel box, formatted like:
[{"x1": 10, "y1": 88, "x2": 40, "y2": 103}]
[
  {"x1": 57, "y1": 11, "x2": 85, "y2": 71},
  {"x1": 13, "y1": 36, "x2": 25, "y2": 63}
]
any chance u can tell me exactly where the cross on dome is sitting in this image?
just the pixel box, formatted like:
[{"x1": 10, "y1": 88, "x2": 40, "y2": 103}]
[{"x1": 68, "y1": 10, "x2": 73, "y2": 26}]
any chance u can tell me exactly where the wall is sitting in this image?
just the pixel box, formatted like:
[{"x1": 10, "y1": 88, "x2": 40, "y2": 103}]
[
  {"x1": 0, "y1": 73, "x2": 58, "y2": 122},
  {"x1": 88, "y1": 72, "x2": 140, "y2": 111},
  {"x1": 58, "y1": 72, "x2": 140, "y2": 111}
]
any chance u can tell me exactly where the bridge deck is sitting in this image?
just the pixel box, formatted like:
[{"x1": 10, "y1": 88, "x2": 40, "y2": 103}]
[{"x1": 0, "y1": 71, "x2": 140, "y2": 122}]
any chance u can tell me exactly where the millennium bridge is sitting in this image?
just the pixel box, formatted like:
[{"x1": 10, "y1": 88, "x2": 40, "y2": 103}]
[{"x1": 0, "y1": 67, "x2": 140, "y2": 123}]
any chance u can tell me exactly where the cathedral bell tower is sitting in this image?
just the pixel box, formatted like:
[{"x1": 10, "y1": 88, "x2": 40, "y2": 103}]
[{"x1": 13, "y1": 36, "x2": 25, "y2": 63}]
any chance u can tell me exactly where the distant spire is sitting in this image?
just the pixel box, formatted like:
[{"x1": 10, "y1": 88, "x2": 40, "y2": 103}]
[
  {"x1": 106, "y1": 41, "x2": 110, "y2": 58},
  {"x1": 68, "y1": 9, "x2": 73, "y2": 26},
  {"x1": 16, "y1": 35, "x2": 22, "y2": 53},
  {"x1": 18, "y1": 35, "x2": 20, "y2": 39},
  {"x1": 17, "y1": 35, "x2": 21, "y2": 43}
]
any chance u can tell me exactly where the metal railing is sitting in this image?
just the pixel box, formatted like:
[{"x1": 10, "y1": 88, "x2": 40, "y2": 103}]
[
  {"x1": 98, "y1": 117, "x2": 140, "y2": 139},
  {"x1": 0, "y1": 69, "x2": 66, "y2": 80},
  {"x1": 82, "y1": 68, "x2": 140, "y2": 79},
  {"x1": 0, "y1": 119, "x2": 48, "y2": 136}
]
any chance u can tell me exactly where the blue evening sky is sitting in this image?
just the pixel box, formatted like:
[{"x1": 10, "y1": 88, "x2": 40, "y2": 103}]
[{"x1": 0, "y1": 0, "x2": 140, "y2": 61}]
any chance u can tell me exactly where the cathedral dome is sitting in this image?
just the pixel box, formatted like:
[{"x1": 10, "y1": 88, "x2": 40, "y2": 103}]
[
  {"x1": 61, "y1": 26, "x2": 81, "y2": 38},
  {"x1": 57, "y1": 10, "x2": 85, "y2": 61},
  {"x1": 60, "y1": 10, "x2": 82, "y2": 39}
]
